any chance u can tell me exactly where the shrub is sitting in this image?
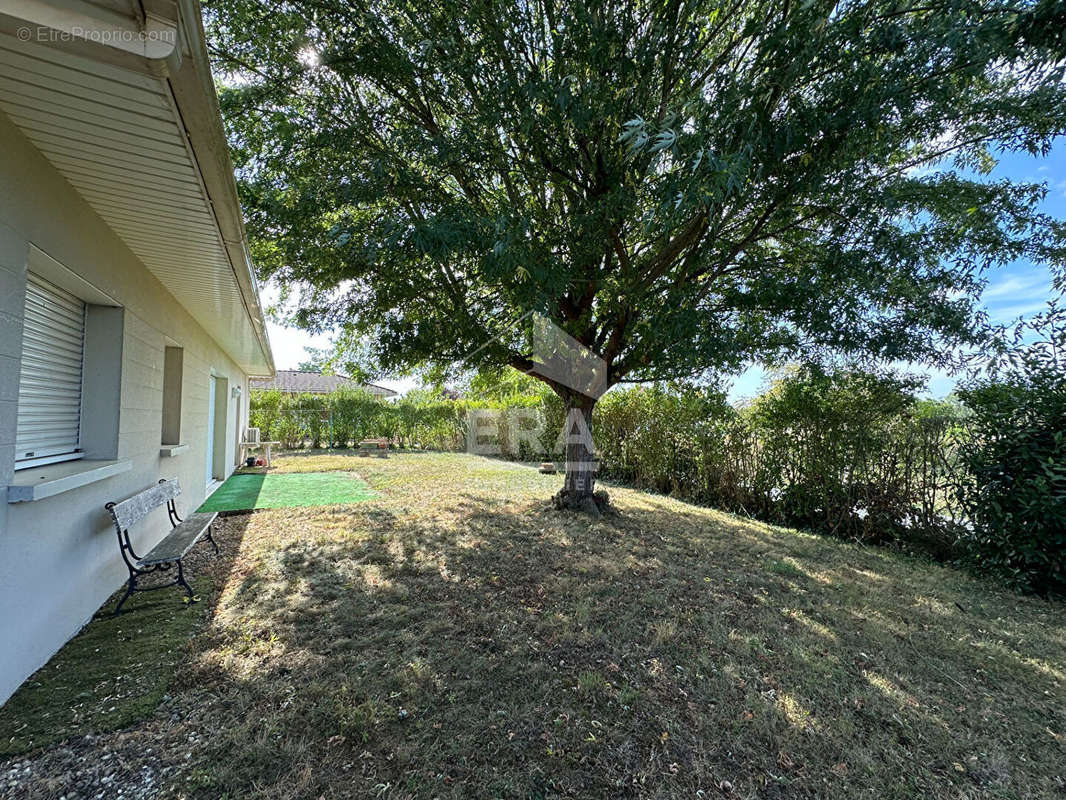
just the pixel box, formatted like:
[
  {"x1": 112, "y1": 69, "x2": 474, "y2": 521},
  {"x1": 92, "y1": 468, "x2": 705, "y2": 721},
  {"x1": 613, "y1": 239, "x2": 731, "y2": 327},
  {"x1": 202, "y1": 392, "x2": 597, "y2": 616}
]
[
  {"x1": 955, "y1": 306, "x2": 1066, "y2": 594},
  {"x1": 246, "y1": 353, "x2": 1061, "y2": 594},
  {"x1": 329, "y1": 387, "x2": 380, "y2": 446},
  {"x1": 744, "y1": 367, "x2": 948, "y2": 547},
  {"x1": 274, "y1": 411, "x2": 309, "y2": 449},
  {"x1": 249, "y1": 388, "x2": 282, "y2": 441},
  {"x1": 592, "y1": 372, "x2": 966, "y2": 559}
]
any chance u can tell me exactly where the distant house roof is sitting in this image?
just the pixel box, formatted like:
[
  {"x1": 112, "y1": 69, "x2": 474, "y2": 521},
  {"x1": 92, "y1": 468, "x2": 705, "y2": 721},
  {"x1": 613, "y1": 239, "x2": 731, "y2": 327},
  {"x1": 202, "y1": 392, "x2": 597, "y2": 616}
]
[{"x1": 250, "y1": 370, "x2": 397, "y2": 397}]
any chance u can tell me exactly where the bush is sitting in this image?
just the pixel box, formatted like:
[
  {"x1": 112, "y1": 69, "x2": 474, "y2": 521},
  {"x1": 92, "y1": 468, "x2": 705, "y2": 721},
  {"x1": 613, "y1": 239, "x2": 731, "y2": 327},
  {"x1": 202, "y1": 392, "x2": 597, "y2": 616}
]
[
  {"x1": 742, "y1": 367, "x2": 962, "y2": 551},
  {"x1": 247, "y1": 353, "x2": 1062, "y2": 594},
  {"x1": 249, "y1": 388, "x2": 282, "y2": 441},
  {"x1": 593, "y1": 372, "x2": 965, "y2": 558},
  {"x1": 274, "y1": 411, "x2": 309, "y2": 449},
  {"x1": 955, "y1": 307, "x2": 1066, "y2": 594},
  {"x1": 329, "y1": 387, "x2": 381, "y2": 446}
]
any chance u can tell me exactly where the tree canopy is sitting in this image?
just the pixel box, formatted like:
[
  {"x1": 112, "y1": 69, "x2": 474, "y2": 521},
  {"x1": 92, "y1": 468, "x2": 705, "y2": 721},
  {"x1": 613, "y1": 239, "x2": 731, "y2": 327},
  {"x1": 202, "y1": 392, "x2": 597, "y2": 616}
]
[{"x1": 206, "y1": 0, "x2": 1066, "y2": 498}]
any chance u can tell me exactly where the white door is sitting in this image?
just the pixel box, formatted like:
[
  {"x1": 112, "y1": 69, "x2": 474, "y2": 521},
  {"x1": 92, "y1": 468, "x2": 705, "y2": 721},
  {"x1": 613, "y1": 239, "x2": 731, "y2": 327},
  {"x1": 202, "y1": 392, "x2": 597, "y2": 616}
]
[{"x1": 206, "y1": 375, "x2": 217, "y2": 485}]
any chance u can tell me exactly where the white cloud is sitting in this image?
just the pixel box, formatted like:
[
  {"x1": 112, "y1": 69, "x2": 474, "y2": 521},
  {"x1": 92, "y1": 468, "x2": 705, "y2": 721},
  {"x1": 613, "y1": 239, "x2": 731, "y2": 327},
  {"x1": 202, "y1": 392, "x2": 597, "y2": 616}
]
[
  {"x1": 982, "y1": 271, "x2": 1049, "y2": 300},
  {"x1": 989, "y1": 300, "x2": 1051, "y2": 320},
  {"x1": 980, "y1": 268, "x2": 1054, "y2": 322}
]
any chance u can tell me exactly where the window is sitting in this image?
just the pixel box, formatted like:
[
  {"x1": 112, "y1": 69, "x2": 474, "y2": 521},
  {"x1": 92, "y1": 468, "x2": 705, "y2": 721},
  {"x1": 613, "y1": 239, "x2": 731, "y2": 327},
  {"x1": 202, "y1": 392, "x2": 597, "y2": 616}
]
[
  {"x1": 161, "y1": 345, "x2": 184, "y2": 445},
  {"x1": 15, "y1": 273, "x2": 86, "y2": 468}
]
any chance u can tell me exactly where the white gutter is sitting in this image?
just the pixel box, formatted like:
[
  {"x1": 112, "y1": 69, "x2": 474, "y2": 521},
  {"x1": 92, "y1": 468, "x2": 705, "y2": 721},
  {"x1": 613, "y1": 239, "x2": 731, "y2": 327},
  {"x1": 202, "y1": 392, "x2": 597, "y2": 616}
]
[
  {"x1": 0, "y1": 0, "x2": 183, "y2": 75},
  {"x1": 168, "y1": 0, "x2": 275, "y2": 377},
  {"x1": 0, "y1": 0, "x2": 179, "y2": 59}
]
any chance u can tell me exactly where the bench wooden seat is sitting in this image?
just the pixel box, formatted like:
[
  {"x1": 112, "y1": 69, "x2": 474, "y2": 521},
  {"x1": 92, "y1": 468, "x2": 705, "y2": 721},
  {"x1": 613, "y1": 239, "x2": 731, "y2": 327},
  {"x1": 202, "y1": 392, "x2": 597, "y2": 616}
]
[
  {"x1": 139, "y1": 512, "x2": 219, "y2": 565},
  {"x1": 357, "y1": 438, "x2": 390, "y2": 458},
  {"x1": 105, "y1": 479, "x2": 220, "y2": 614}
]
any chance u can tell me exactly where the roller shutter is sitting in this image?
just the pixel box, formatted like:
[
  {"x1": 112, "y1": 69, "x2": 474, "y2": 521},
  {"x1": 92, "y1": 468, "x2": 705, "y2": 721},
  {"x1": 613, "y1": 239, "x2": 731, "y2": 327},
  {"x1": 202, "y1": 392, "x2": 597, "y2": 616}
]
[{"x1": 15, "y1": 273, "x2": 86, "y2": 466}]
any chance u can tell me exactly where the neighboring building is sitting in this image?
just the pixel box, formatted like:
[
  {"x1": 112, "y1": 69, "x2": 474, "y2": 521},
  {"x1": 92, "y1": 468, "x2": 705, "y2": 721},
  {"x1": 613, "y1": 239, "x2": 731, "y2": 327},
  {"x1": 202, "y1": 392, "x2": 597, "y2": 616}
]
[
  {"x1": 0, "y1": 0, "x2": 274, "y2": 702},
  {"x1": 251, "y1": 370, "x2": 398, "y2": 399}
]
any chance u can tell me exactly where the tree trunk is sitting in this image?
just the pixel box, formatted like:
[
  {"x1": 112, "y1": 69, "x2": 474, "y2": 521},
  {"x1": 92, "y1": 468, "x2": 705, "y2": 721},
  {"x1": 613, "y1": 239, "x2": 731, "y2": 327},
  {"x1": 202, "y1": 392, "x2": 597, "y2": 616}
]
[{"x1": 552, "y1": 393, "x2": 610, "y2": 514}]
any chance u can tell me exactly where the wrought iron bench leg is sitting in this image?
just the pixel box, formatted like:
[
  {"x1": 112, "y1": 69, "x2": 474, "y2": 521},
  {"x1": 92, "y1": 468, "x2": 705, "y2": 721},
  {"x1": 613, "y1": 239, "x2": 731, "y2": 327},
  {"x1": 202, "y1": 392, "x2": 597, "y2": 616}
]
[
  {"x1": 204, "y1": 524, "x2": 221, "y2": 555},
  {"x1": 113, "y1": 573, "x2": 138, "y2": 616},
  {"x1": 175, "y1": 560, "x2": 196, "y2": 602}
]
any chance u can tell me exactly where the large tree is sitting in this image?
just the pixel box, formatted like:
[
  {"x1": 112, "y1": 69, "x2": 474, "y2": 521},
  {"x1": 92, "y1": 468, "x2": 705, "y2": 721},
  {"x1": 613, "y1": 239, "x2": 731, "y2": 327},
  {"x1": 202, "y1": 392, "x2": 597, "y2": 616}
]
[{"x1": 206, "y1": 0, "x2": 1066, "y2": 508}]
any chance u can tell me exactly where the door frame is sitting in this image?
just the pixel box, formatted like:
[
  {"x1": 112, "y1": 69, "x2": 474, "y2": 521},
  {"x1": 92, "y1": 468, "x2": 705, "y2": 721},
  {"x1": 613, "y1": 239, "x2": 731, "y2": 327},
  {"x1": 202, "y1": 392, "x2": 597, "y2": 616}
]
[
  {"x1": 206, "y1": 375, "x2": 217, "y2": 486},
  {"x1": 206, "y1": 373, "x2": 229, "y2": 485}
]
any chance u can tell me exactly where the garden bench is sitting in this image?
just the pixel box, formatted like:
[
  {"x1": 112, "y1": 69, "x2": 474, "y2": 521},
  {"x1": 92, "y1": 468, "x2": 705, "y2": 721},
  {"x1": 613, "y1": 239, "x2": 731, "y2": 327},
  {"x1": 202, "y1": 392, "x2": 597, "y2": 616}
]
[
  {"x1": 357, "y1": 438, "x2": 390, "y2": 458},
  {"x1": 105, "y1": 479, "x2": 220, "y2": 615}
]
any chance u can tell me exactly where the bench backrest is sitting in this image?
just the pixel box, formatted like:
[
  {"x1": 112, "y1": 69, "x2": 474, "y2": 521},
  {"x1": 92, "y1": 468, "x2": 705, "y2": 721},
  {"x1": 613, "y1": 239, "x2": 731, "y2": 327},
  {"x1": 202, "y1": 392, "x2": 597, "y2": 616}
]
[{"x1": 108, "y1": 479, "x2": 182, "y2": 531}]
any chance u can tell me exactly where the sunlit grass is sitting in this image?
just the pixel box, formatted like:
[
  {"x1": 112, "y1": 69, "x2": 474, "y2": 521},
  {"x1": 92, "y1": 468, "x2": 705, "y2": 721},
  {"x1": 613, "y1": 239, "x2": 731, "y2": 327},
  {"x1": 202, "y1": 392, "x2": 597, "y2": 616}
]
[{"x1": 2, "y1": 451, "x2": 1063, "y2": 799}]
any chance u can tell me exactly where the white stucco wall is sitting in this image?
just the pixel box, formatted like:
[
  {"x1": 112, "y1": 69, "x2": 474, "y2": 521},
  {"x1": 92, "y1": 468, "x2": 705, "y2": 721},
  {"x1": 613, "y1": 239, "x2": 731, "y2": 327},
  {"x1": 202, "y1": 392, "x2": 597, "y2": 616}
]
[{"x1": 0, "y1": 109, "x2": 253, "y2": 704}]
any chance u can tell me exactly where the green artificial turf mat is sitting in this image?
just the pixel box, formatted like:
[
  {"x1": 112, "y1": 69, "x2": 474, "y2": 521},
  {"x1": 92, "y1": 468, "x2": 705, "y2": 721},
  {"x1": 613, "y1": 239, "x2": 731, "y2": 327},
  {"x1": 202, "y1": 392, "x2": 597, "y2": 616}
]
[{"x1": 197, "y1": 471, "x2": 375, "y2": 512}]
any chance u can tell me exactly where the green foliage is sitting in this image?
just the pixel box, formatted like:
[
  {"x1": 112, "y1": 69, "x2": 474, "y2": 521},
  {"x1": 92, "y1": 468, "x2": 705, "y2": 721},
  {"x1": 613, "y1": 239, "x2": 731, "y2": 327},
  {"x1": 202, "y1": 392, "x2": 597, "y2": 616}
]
[
  {"x1": 249, "y1": 386, "x2": 557, "y2": 456},
  {"x1": 594, "y1": 383, "x2": 737, "y2": 498},
  {"x1": 744, "y1": 369, "x2": 963, "y2": 551},
  {"x1": 251, "y1": 388, "x2": 383, "y2": 448},
  {"x1": 329, "y1": 387, "x2": 382, "y2": 446},
  {"x1": 248, "y1": 387, "x2": 281, "y2": 441},
  {"x1": 593, "y1": 372, "x2": 966, "y2": 557},
  {"x1": 250, "y1": 349, "x2": 1065, "y2": 593},
  {"x1": 955, "y1": 305, "x2": 1066, "y2": 594},
  {"x1": 207, "y1": 0, "x2": 1066, "y2": 399}
]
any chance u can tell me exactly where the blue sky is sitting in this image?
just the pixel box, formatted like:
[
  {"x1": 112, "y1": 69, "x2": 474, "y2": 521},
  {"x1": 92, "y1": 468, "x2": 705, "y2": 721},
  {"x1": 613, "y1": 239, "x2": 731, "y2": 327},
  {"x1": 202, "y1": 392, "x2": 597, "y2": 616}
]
[{"x1": 265, "y1": 140, "x2": 1065, "y2": 400}]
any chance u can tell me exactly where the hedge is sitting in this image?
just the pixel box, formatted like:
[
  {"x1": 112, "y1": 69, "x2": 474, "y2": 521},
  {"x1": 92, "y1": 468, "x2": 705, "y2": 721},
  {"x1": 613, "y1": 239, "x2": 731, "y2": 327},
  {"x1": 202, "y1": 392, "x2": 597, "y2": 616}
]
[{"x1": 250, "y1": 362, "x2": 1063, "y2": 594}]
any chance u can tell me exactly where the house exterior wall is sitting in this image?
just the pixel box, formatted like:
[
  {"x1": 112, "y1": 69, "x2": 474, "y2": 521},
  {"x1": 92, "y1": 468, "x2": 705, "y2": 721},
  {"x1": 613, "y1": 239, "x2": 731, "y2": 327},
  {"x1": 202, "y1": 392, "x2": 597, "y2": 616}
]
[{"x1": 0, "y1": 109, "x2": 252, "y2": 704}]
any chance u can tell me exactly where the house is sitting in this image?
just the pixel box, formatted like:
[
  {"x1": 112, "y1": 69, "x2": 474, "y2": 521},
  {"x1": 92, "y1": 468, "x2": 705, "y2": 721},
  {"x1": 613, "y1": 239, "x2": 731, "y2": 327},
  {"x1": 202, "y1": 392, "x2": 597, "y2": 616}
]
[
  {"x1": 0, "y1": 0, "x2": 274, "y2": 703},
  {"x1": 250, "y1": 370, "x2": 398, "y2": 399}
]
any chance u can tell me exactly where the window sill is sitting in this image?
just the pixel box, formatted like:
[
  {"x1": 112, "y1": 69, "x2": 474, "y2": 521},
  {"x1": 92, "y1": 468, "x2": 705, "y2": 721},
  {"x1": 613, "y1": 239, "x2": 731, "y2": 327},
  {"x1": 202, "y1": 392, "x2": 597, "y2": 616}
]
[
  {"x1": 6, "y1": 459, "x2": 132, "y2": 503},
  {"x1": 160, "y1": 444, "x2": 190, "y2": 458}
]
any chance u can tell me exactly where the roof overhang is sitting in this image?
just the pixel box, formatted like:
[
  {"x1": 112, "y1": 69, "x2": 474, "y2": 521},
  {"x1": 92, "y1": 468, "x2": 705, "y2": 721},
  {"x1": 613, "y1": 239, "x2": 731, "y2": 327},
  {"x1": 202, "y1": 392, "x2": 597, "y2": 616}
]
[{"x1": 0, "y1": 0, "x2": 274, "y2": 376}]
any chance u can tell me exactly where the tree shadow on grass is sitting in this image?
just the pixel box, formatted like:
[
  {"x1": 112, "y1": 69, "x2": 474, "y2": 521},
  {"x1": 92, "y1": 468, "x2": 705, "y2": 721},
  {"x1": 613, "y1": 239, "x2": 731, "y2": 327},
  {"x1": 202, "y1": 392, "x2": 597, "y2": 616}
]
[
  {"x1": 128, "y1": 495, "x2": 1066, "y2": 800},
  {"x1": 3, "y1": 467, "x2": 1062, "y2": 798}
]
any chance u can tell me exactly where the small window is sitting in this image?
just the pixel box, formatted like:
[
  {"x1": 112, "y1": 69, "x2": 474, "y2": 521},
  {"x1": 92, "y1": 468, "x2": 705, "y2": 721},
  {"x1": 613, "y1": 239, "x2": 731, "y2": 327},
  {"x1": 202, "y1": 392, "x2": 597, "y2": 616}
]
[
  {"x1": 15, "y1": 273, "x2": 86, "y2": 468},
  {"x1": 161, "y1": 346, "x2": 184, "y2": 445}
]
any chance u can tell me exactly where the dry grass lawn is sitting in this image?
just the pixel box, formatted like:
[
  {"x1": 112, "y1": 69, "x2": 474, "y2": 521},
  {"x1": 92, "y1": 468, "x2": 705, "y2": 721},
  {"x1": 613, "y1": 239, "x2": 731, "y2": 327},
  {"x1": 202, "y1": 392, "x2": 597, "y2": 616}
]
[{"x1": 2, "y1": 451, "x2": 1064, "y2": 799}]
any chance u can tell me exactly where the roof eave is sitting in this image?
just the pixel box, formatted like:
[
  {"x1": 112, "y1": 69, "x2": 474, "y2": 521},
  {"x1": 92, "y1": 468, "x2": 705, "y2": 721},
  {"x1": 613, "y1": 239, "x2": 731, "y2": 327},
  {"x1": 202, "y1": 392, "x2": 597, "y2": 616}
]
[
  {"x1": 0, "y1": 0, "x2": 275, "y2": 377},
  {"x1": 169, "y1": 0, "x2": 274, "y2": 377}
]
